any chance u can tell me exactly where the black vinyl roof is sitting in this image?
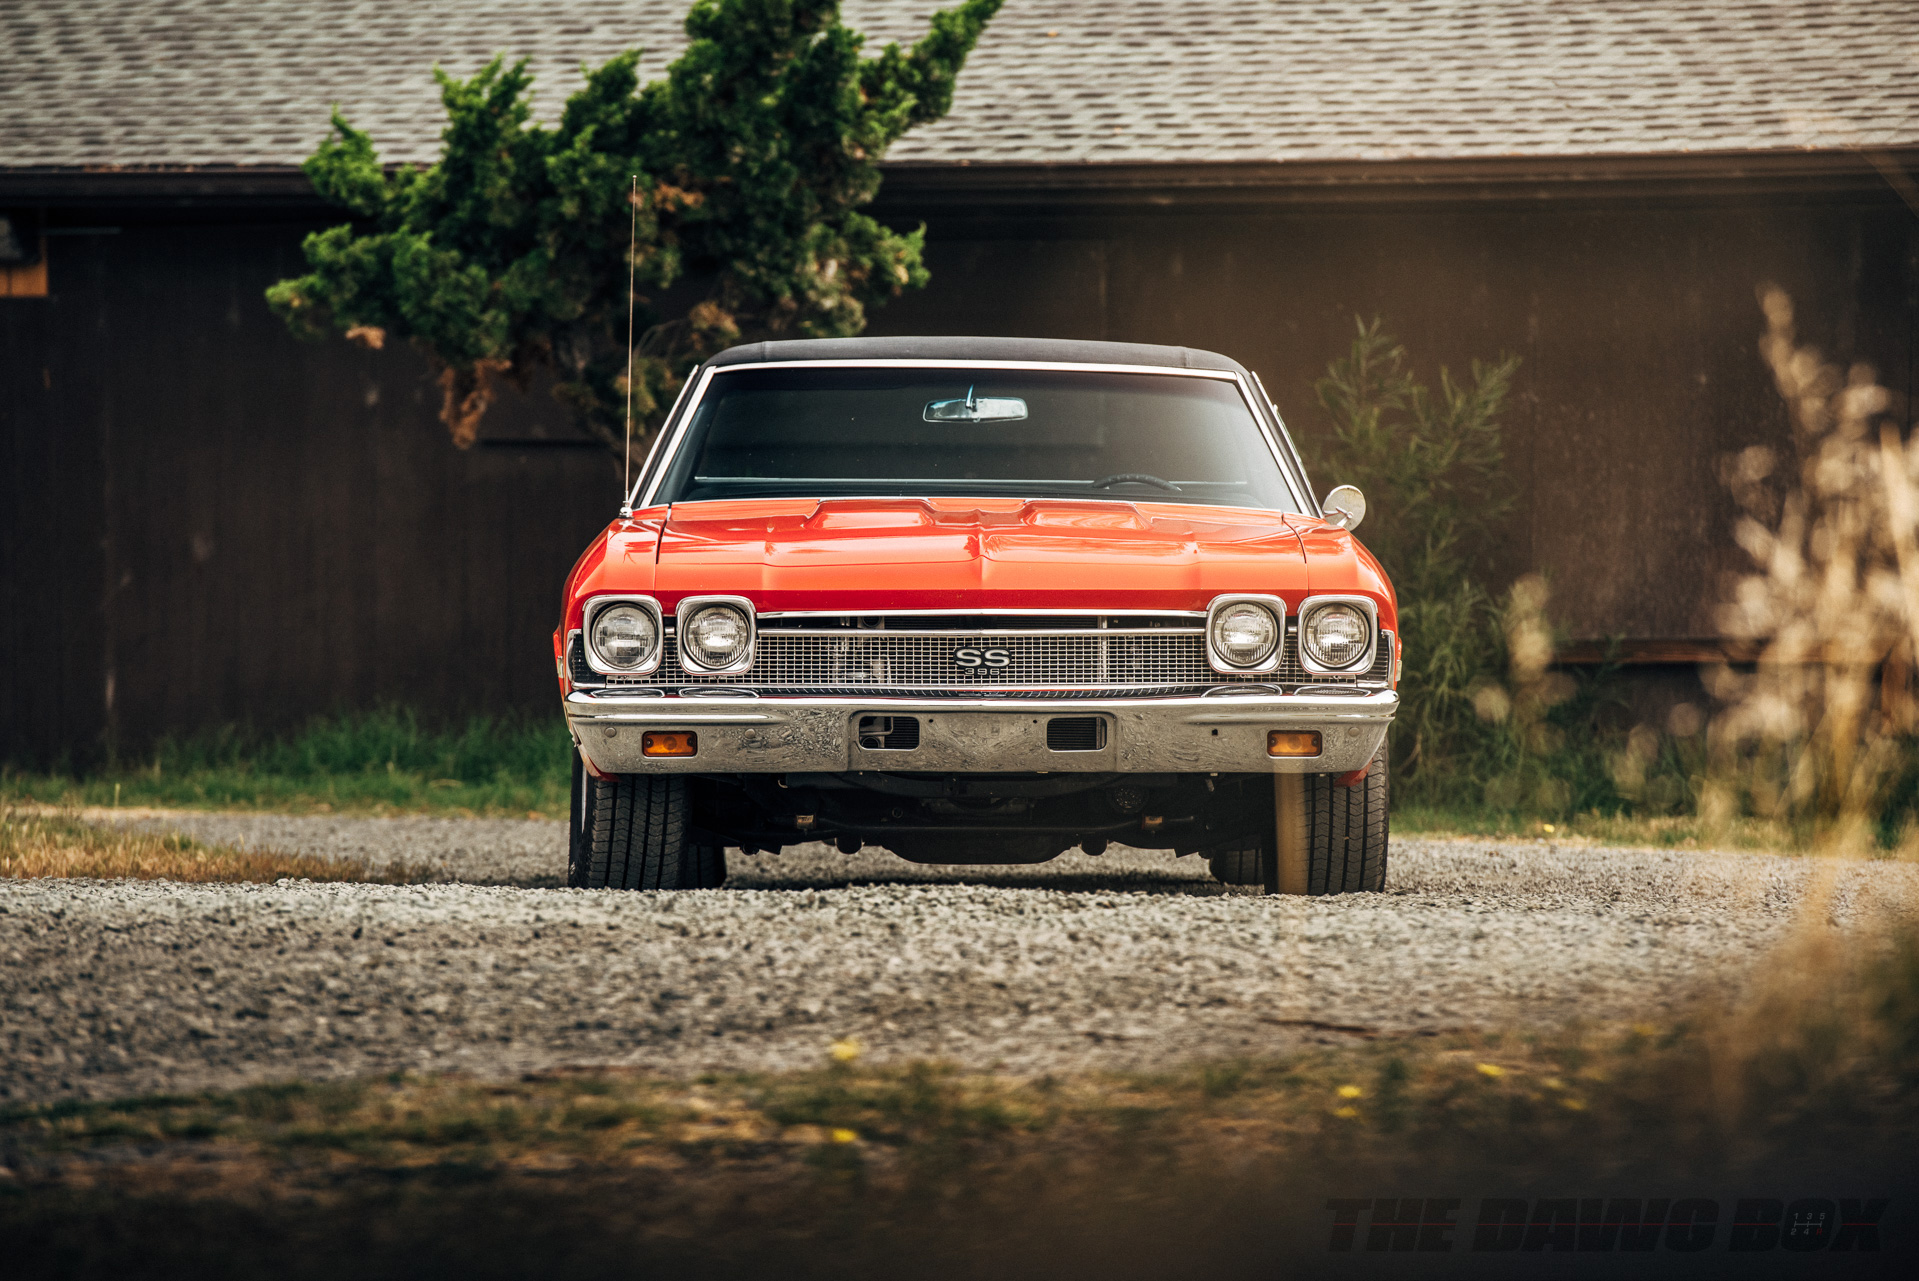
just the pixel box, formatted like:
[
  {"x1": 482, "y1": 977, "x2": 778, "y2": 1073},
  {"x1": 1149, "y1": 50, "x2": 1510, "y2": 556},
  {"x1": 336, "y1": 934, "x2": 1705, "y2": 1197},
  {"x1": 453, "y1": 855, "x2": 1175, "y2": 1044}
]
[{"x1": 704, "y1": 336, "x2": 1248, "y2": 375}]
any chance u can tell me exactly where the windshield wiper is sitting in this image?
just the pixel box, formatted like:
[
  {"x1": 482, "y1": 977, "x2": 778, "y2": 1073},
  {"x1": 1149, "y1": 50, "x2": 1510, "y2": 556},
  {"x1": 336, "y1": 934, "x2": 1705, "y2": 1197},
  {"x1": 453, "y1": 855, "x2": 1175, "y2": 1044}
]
[{"x1": 1088, "y1": 473, "x2": 1182, "y2": 493}]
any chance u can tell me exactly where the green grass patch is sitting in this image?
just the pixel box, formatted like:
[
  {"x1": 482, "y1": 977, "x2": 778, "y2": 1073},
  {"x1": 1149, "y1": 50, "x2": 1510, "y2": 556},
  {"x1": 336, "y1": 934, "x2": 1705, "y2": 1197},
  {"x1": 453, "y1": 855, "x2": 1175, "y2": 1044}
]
[
  {"x1": 1, "y1": 708, "x2": 572, "y2": 818},
  {"x1": 1390, "y1": 803, "x2": 1802, "y2": 851}
]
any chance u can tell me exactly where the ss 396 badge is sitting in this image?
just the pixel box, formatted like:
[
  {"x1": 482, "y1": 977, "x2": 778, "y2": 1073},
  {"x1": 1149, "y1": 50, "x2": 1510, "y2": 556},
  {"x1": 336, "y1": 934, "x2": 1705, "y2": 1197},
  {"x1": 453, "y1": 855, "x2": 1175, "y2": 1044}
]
[{"x1": 953, "y1": 647, "x2": 1012, "y2": 668}]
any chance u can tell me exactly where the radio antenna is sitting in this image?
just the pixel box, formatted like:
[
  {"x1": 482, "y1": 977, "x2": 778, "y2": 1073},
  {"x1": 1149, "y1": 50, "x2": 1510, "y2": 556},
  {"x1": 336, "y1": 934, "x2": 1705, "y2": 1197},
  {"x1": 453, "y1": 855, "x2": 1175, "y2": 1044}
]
[{"x1": 620, "y1": 173, "x2": 638, "y2": 518}]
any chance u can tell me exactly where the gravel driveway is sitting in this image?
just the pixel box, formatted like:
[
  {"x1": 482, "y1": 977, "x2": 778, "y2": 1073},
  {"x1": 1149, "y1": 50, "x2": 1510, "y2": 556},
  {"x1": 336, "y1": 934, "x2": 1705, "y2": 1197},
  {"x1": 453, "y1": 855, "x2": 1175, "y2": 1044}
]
[{"x1": 3, "y1": 813, "x2": 1914, "y2": 1104}]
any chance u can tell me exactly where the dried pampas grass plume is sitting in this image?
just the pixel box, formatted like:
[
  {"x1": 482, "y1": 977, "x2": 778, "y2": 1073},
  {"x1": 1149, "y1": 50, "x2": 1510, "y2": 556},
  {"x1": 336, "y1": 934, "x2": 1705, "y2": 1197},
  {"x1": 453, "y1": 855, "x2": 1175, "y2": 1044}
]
[{"x1": 1706, "y1": 286, "x2": 1910, "y2": 850}]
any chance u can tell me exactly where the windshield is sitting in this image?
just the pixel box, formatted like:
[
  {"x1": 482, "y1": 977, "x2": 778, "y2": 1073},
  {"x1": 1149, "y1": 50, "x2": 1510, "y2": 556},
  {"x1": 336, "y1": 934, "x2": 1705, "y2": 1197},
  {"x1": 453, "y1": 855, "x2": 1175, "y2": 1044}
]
[{"x1": 649, "y1": 366, "x2": 1301, "y2": 511}]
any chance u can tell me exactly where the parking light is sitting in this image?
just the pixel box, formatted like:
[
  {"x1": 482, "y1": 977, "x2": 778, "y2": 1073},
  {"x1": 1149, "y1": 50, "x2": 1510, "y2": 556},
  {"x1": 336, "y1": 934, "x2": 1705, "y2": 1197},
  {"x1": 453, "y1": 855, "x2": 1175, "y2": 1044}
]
[
  {"x1": 1268, "y1": 731, "x2": 1322, "y2": 758},
  {"x1": 642, "y1": 731, "x2": 698, "y2": 757}
]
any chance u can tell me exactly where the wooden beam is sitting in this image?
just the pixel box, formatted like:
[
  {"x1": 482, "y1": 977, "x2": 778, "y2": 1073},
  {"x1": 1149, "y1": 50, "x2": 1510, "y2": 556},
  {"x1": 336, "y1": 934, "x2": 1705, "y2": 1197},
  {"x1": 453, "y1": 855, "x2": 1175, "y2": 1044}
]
[
  {"x1": 1554, "y1": 638, "x2": 1768, "y2": 666},
  {"x1": 6, "y1": 147, "x2": 1916, "y2": 211}
]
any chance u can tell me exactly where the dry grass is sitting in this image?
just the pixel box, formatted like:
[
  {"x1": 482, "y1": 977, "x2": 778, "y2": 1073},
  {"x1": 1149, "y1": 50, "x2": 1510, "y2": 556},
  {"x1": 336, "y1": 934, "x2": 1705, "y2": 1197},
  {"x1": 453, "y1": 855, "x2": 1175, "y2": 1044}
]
[
  {"x1": 1706, "y1": 286, "x2": 1918, "y2": 850},
  {"x1": 0, "y1": 1029, "x2": 1804, "y2": 1183},
  {"x1": 0, "y1": 806, "x2": 409, "y2": 883}
]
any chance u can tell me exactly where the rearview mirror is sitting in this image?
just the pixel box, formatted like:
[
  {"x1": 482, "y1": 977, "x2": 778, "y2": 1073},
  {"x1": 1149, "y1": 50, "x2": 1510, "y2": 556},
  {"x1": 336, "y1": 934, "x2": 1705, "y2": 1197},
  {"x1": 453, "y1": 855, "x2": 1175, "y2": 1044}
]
[
  {"x1": 924, "y1": 385, "x2": 1027, "y2": 424},
  {"x1": 1322, "y1": 484, "x2": 1366, "y2": 531}
]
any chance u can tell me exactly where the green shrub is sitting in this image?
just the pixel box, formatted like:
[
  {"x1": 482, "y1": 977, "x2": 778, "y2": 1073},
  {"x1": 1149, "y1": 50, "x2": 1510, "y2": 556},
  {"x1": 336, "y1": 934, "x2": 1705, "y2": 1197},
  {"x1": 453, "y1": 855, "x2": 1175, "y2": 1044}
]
[
  {"x1": 1308, "y1": 320, "x2": 1700, "y2": 824},
  {"x1": 1307, "y1": 319, "x2": 1517, "y2": 789},
  {"x1": 268, "y1": 0, "x2": 1002, "y2": 452},
  {"x1": 1, "y1": 709, "x2": 572, "y2": 816}
]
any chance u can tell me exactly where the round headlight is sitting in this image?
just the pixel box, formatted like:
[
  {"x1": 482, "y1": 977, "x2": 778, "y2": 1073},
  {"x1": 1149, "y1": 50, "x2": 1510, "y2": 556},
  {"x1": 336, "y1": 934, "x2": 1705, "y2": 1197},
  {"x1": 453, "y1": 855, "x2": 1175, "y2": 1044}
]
[
  {"x1": 1303, "y1": 604, "x2": 1371, "y2": 669},
  {"x1": 683, "y1": 604, "x2": 752, "y2": 669},
  {"x1": 1210, "y1": 602, "x2": 1279, "y2": 668},
  {"x1": 591, "y1": 604, "x2": 658, "y2": 670}
]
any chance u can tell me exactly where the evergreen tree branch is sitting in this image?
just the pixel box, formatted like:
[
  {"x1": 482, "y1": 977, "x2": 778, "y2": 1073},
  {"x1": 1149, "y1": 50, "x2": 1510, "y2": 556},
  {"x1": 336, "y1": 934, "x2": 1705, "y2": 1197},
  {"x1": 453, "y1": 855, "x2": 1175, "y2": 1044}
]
[{"x1": 267, "y1": 0, "x2": 999, "y2": 454}]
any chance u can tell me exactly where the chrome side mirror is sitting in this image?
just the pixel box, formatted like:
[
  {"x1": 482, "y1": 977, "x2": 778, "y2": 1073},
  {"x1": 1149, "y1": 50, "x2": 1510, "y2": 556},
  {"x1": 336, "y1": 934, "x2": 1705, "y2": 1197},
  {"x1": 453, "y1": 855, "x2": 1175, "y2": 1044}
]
[{"x1": 1322, "y1": 484, "x2": 1366, "y2": 531}]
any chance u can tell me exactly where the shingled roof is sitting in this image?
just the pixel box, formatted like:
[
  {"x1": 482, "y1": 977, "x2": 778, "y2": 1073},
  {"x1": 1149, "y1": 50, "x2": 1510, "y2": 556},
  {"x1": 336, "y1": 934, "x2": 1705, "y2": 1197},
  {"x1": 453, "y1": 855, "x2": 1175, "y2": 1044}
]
[{"x1": 3, "y1": 0, "x2": 1916, "y2": 173}]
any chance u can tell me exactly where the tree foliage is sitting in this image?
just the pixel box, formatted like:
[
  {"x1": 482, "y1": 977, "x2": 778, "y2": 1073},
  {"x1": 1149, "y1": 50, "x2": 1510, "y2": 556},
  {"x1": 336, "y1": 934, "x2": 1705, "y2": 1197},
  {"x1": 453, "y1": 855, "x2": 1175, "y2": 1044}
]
[{"x1": 268, "y1": 0, "x2": 1002, "y2": 452}]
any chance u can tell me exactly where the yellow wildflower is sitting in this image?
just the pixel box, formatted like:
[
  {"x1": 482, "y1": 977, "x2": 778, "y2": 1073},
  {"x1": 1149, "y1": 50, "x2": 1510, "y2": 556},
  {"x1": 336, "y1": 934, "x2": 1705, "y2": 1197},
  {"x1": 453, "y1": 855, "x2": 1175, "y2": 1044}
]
[
  {"x1": 1476, "y1": 1063, "x2": 1505, "y2": 1078},
  {"x1": 828, "y1": 1037, "x2": 863, "y2": 1063},
  {"x1": 831, "y1": 1127, "x2": 859, "y2": 1143},
  {"x1": 1333, "y1": 1106, "x2": 1360, "y2": 1119},
  {"x1": 1336, "y1": 1084, "x2": 1363, "y2": 1099}
]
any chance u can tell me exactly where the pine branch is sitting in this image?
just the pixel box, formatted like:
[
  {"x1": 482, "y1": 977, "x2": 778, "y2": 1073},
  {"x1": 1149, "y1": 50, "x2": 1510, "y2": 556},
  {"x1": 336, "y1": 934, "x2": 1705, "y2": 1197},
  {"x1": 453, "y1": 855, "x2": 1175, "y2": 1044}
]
[{"x1": 267, "y1": 0, "x2": 1000, "y2": 452}]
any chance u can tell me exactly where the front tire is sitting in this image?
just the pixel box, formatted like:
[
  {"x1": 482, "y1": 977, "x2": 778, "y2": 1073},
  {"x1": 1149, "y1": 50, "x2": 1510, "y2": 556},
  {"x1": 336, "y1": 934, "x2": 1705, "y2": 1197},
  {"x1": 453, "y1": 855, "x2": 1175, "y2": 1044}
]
[
  {"x1": 572, "y1": 764, "x2": 727, "y2": 890},
  {"x1": 1206, "y1": 741, "x2": 1390, "y2": 894}
]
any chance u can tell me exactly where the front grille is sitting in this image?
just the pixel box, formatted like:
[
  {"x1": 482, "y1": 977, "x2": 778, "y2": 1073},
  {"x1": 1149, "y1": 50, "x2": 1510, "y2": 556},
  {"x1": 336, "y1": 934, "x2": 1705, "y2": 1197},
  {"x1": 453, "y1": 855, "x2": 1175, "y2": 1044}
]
[
  {"x1": 759, "y1": 613, "x2": 1199, "y2": 633},
  {"x1": 584, "y1": 622, "x2": 1393, "y2": 694},
  {"x1": 668, "y1": 630, "x2": 1218, "y2": 690}
]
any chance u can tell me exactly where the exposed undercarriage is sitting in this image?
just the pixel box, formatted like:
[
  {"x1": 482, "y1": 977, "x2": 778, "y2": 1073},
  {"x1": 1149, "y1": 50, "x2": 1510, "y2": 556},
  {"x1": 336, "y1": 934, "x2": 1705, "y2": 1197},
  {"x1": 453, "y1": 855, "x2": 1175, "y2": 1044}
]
[{"x1": 685, "y1": 771, "x2": 1274, "y2": 865}]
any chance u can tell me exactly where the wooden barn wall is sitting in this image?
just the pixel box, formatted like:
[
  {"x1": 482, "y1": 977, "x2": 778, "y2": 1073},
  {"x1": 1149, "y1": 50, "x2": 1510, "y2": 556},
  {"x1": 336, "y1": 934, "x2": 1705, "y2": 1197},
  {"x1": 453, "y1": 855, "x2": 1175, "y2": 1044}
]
[
  {"x1": 1, "y1": 191, "x2": 1912, "y2": 763},
  {"x1": 1, "y1": 218, "x2": 616, "y2": 766},
  {"x1": 870, "y1": 193, "x2": 1917, "y2": 644}
]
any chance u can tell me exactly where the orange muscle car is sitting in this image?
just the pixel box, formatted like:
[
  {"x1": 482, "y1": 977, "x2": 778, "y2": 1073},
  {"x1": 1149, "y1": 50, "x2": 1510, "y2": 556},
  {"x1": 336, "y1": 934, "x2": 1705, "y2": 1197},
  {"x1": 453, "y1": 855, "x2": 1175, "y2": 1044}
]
[{"x1": 555, "y1": 338, "x2": 1397, "y2": 893}]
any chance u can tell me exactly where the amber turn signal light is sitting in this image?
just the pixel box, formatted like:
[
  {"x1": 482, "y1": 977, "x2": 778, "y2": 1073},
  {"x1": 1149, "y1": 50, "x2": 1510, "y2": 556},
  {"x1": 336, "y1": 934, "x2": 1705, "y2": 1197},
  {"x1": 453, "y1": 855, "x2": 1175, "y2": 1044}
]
[
  {"x1": 641, "y1": 731, "x2": 698, "y2": 757},
  {"x1": 1267, "y1": 731, "x2": 1322, "y2": 758}
]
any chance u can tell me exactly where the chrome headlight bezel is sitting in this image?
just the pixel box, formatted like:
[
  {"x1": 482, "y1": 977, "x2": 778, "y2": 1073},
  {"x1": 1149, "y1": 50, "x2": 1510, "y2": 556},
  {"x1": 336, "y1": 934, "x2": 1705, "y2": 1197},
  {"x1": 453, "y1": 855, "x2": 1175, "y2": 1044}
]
[
  {"x1": 1297, "y1": 594, "x2": 1379, "y2": 674},
  {"x1": 675, "y1": 595, "x2": 758, "y2": 675},
  {"x1": 582, "y1": 595, "x2": 664, "y2": 675},
  {"x1": 1204, "y1": 594, "x2": 1286, "y2": 674}
]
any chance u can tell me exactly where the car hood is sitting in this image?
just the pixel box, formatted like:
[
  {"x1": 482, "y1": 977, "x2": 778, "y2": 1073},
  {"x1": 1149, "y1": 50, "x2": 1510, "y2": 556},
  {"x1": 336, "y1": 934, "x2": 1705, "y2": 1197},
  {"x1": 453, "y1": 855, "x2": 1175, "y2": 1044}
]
[{"x1": 652, "y1": 497, "x2": 1309, "y2": 612}]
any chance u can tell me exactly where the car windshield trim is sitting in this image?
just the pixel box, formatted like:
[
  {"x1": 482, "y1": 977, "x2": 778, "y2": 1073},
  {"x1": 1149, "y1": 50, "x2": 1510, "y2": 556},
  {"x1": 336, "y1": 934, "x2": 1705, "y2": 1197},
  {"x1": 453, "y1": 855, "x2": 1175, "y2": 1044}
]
[
  {"x1": 632, "y1": 361, "x2": 1260, "y2": 508},
  {"x1": 683, "y1": 477, "x2": 1254, "y2": 490},
  {"x1": 636, "y1": 362, "x2": 1307, "y2": 512},
  {"x1": 689, "y1": 358, "x2": 1242, "y2": 375}
]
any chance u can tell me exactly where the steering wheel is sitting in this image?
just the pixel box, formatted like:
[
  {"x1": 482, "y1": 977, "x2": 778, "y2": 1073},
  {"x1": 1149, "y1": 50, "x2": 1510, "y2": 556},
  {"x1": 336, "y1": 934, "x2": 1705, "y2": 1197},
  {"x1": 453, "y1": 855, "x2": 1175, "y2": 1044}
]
[{"x1": 1089, "y1": 472, "x2": 1181, "y2": 493}]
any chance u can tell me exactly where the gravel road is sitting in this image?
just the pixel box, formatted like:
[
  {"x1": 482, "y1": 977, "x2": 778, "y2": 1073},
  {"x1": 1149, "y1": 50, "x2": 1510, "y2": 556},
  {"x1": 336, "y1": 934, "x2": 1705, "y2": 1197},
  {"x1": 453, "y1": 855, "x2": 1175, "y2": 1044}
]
[{"x1": 3, "y1": 813, "x2": 1915, "y2": 1104}]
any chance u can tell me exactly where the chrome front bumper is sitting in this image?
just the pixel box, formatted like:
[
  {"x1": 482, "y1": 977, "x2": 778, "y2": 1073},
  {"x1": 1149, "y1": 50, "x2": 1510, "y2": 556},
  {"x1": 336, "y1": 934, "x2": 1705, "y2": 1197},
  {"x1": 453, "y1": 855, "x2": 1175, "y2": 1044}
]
[{"x1": 565, "y1": 688, "x2": 1396, "y2": 776}]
